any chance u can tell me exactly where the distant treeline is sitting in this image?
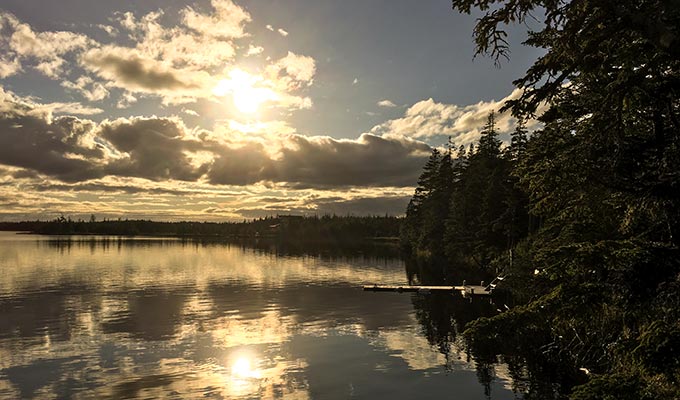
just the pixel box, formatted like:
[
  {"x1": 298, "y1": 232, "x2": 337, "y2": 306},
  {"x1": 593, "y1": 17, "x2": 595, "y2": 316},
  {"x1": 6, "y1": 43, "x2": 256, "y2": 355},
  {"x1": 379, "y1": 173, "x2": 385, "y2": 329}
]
[{"x1": 0, "y1": 215, "x2": 401, "y2": 241}]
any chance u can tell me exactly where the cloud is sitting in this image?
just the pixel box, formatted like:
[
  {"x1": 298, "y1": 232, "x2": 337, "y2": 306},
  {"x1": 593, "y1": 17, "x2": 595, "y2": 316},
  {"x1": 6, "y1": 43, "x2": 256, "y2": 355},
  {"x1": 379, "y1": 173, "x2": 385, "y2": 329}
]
[
  {"x1": 97, "y1": 24, "x2": 119, "y2": 37},
  {"x1": 267, "y1": 52, "x2": 316, "y2": 88},
  {"x1": 370, "y1": 88, "x2": 543, "y2": 145},
  {"x1": 181, "y1": 0, "x2": 251, "y2": 39},
  {"x1": 117, "y1": 9, "x2": 239, "y2": 70},
  {"x1": 0, "y1": 56, "x2": 21, "y2": 79},
  {"x1": 1, "y1": 5, "x2": 317, "y2": 111},
  {"x1": 207, "y1": 133, "x2": 430, "y2": 188},
  {"x1": 182, "y1": 108, "x2": 200, "y2": 117},
  {"x1": 116, "y1": 92, "x2": 138, "y2": 109},
  {"x1": 277, "y1": 28, "x2": 289, "y2": 37},
  {"x1": 257, "y1": 52, "x2": 316, "y2": 110},
  {"x1": 0, "y1": 87, "x2": 203, "y2": 182},
  {"x1": 352, "y1": 78, "x2": 358, "y2": 85},
  {"x1": 27, "y1": 182, "x2": 189, "y2": 196},
  {"x1": 377, "y1": 99, "x2": 397, "y2": 108},
  {"x1": 82, "y1": 47, "x2": 206, "y2": 93},
  {"x1": 99, "y1": 117, "x2": 208, "y2": 181},
  {"x1": 0, "y1": 14, "x2": 22, "y2": 78},
  {"x1": 0, "y1": 11, "x2": 92, "y2": 79},
  {"x1": 266, "y1": 25, "x2": 274, "y2": 31},
  {"x1": 245, "y1": 45, "x2": 264, "y2": 56},
  {"x1": 61, "y1": 76, "x2": 109, "y2": 102},
  {"x1": 0, "y1": 87, "x2": 105, "y2": 182},
  {"x1": 37, "y1": 102, "x2": 104, "y2": 116},
  {"x1": 1, "y1": 86, "x2": 430, "y2": 189}
]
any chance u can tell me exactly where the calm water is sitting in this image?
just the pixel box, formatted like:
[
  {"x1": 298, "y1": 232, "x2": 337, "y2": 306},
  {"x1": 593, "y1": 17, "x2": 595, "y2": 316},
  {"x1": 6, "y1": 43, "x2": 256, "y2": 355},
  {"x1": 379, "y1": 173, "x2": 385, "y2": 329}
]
[{"x1": 0, "y1": 232, "x2": 517, "y2": 399}]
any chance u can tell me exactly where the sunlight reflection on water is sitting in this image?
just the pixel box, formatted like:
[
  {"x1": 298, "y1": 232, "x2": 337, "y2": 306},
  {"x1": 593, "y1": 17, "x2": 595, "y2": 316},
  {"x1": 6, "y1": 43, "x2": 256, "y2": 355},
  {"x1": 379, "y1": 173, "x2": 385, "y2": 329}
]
[{"x1": 0, "y1": 232, "x2": 515, "y2": 399}]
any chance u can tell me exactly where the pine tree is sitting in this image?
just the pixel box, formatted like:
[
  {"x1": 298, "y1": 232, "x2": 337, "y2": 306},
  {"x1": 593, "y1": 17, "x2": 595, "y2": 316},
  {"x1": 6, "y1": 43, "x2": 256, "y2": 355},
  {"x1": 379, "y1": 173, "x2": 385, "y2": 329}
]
[
  {"x1": 476, "y1": 111, "x2": 502, "y2": 159},
  {"x1": 419, "y1": 141, "x2": 455, "y2": 254},
  {"x1": 507, "y1": 117, "x2": 528, "y2": 163},
  {"x1": 452, "y1": 0, "x2": 680, "y2": 396},
  {"x1": 401, "y1": 148, "x2": 441, "y2": 253}
]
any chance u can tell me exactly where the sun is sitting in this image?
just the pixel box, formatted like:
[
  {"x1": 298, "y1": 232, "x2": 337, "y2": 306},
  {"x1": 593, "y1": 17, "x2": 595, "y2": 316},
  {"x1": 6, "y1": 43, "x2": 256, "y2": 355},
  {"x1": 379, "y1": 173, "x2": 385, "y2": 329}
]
[{"x1": 213, "y1": 69, "x2": 275, "y2": 114}]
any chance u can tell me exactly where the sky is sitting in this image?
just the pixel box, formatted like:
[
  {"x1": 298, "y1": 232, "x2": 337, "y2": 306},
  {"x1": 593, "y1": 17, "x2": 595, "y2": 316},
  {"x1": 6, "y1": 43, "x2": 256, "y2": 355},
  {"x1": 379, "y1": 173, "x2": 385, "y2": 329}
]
[{"x1": 0, "y1": 0, "x2": 543, "y2": 221}]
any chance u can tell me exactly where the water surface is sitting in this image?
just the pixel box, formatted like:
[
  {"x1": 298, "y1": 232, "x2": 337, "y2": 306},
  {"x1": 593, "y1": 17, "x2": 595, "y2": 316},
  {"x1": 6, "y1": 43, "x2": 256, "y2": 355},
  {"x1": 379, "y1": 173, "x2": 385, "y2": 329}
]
[{"x1": 0, "y1": 232, "x2": 516, "y2": 399}]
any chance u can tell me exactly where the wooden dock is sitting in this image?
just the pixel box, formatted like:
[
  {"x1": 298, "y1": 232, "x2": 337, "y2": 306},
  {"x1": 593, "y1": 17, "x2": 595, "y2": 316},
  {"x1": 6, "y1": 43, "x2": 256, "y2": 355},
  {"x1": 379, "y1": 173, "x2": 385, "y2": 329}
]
[{"x1": 362, "y1": 284, "x2": 492, "y2": 297}]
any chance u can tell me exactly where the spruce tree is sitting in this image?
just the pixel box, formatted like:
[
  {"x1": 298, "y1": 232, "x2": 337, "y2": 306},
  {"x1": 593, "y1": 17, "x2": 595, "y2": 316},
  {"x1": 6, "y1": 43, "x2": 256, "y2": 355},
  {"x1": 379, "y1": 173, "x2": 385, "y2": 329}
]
[
  {"x1": 451, "y1": 0, "x2": 680, "y2": 396},
  {"x1": 401, "y1": 148, "x2": 442, "y2": 254},
  {"x1": 476, "y1": 111, "x2": 502, "y2": 159}
]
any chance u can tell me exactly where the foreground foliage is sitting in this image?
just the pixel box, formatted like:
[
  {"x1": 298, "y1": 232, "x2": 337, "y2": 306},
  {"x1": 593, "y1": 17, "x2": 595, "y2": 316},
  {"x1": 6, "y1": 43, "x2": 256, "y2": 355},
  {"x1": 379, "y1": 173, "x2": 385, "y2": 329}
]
[{"x1": 404, "y1": 0, "x2": 680, "y2": 397}]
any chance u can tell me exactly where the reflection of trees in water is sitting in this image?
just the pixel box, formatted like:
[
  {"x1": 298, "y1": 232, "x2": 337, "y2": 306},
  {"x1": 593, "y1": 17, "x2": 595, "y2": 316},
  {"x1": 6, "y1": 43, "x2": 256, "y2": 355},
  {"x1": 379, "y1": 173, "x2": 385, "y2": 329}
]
[
  {"x1": 411, "y1": 292, "x2": 502, "y2": 397},
  {"x1": 405, "y1": 256, "x2": 493, "y2": 287},
  {"x1": 406, "y1": 257, "x2": 579, "y2": 399},
  {"x1": 41, "y1": 236, "x2": 402, "y2": 261}
]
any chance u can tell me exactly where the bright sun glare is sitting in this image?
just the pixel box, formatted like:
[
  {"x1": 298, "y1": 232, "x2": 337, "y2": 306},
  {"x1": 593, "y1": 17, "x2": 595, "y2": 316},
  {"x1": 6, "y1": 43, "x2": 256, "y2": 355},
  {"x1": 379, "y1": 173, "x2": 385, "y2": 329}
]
[
  {"x1": 213, "y1": 69, "x2": 275, "y2": 114},
  {"x1": 231, "y1": 356, "x2": 261, "y2": 379}
]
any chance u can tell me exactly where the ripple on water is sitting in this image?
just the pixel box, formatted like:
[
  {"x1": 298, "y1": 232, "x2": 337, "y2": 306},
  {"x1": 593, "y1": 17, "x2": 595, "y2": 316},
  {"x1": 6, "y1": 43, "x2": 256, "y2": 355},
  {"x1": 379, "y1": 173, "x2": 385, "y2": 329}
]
[{"x1": 0, "y1": 234, "x2": 514, "y2": 399}]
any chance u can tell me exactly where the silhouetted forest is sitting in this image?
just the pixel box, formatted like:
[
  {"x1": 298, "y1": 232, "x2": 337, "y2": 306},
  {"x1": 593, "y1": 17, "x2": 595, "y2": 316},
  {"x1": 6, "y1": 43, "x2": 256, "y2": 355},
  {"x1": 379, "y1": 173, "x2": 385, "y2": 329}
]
[
  {"x1": 401, "y1": 0, "x2": 680, "y2": 398},
  {"x1": 0, "y1": 215, "x2": 401, "y2": 241}
]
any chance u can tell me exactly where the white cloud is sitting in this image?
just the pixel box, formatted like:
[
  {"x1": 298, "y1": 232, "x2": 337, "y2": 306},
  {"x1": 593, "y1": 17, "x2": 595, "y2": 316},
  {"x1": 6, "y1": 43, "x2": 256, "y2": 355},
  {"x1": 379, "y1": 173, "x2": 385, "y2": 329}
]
[
  {"x1": 38, "y1": 102, "x2": 104, "y2": 116},
  {"x1": 97, "y1": 24, "x2": 119, "y2": 37},
  {"x1": 266, "y1": 24, "x2": 274, "y2": 31},
  {"x1": 61, "y1": 76, "x2": 110, "y2": 102},
  {"x1": 1, "y1": 5, "x2": 317, "y2": 112},
  {"x1": 0, "y1": 11, "x2": 92, "y2": 79},
  {"x1": 181, "y1": 0, "x2": 251, "y2": 39},
  {"x1": 182, "y1": 108, "x2": 200, "y2": 117},
  {"x1": 0, "y1": 56, "x2": 21, "y2": 78},
  {"x1": 352, "y1": 78, "x2": 358, "y2": 85},
  {"x1": 9, "y1": 21, "x2": 91, "y2": 59},
  {"x1": 245, "y1": 44, "x2": 264, "y2": 56},
  {"x1": 260, "y1": 52, "x2": 316, "y2": 109},
  {"x1": 116, "y1": 92, "x2": 138, "y2": 109},
  {"x1": 269, "y1": 52, "x2": 316, "y2": 84},
  {"x1": 277, "y1": 28, "x2": 289, "y2": 36},
  {"x1": 377, "y1": 99, "x2": 397, "y2": 108},
  {"x1": 370, "y1": 88, "x2": 543, "y2": 145}
]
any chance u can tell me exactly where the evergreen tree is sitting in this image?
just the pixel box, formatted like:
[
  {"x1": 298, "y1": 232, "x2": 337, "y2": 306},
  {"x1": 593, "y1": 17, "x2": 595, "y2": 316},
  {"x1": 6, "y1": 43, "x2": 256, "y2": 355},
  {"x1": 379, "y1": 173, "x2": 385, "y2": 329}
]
[
  {"x1": 401, "y1": 148, "x2": 442, "y2": 253},
  {"x1": 451, "y1": 0, "x2": 680, "y2": 397},
  {"x1": 507, "y1": 117, "x2": 528, "y2": 163},
  {"x1": 419, "y1": 141, "x2": 454, "y2": 254},
  {"x1": 476, "y1": 111, "x2": 502, "y2": 159}
]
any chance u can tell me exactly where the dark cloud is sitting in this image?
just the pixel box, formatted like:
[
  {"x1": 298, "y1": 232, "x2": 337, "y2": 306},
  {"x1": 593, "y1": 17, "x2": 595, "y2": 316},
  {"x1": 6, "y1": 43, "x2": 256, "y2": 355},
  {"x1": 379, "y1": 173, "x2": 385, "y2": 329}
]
[
  {"x1": 28, "y1": 182, "x2": 188, "y2": 196},
  {"x1": 0, "y1": 110, "x2": 105, "y2": 182},
  {"x1": 100, "y1": 117, "x2": 208, "y2": 181},
  {"x1": 11, "y1": 169, "x2": 41, "y2": 179},
  {"x1": 273, "y1": 134, "x2": 429, "y2": 187},
  {"x1": 207, "y1": 133, "x2": 430, "y2": 188},
  {"x1": 206, "y1": 141, "x2": 274, "y2": 185},
  {"x1": 83, "y1": 49, "x2": 198, "y2": 92},
  {"x1": 0, "y1": 91, "x2": 207, "y2": 183},
  {"x1": 1, "y1": 87, "x2": 430, "y2": 190}
]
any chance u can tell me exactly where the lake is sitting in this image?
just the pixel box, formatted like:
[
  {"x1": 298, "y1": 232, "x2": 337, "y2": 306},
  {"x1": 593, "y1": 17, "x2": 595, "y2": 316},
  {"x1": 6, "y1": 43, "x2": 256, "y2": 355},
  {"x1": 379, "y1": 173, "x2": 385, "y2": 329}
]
[{"x1": 0, "y1": 232, "x2": 517, "y2": 399}]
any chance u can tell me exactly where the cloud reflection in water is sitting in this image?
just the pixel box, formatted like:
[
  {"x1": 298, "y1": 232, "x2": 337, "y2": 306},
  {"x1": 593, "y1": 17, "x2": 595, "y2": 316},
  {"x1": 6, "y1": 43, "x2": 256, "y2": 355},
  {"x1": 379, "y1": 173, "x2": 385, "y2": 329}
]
[{"x1": 0, "y1": 233, "x2": 512, "y2": 399}]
